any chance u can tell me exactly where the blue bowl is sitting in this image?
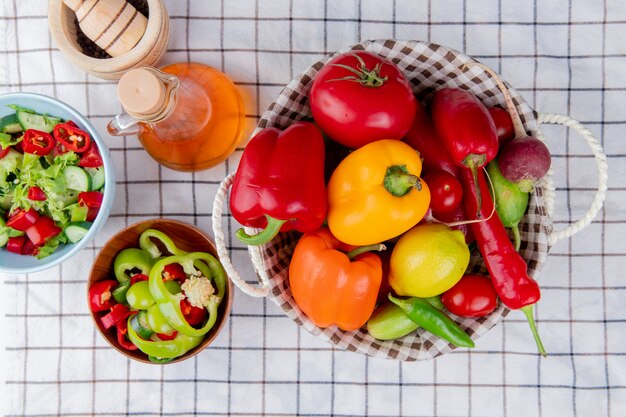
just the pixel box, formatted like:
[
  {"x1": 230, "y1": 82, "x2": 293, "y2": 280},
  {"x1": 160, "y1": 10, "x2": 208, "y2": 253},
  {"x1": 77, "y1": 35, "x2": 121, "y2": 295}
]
[{"x1": 0, "y1": 92, "x2": 115, "y2": 274}]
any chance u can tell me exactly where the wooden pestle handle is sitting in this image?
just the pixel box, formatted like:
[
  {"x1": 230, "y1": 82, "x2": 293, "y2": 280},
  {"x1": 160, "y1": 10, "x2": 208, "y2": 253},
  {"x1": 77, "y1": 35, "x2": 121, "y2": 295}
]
[{"x1": 63, "y1": 0, "x2": 148, "y2": 57}]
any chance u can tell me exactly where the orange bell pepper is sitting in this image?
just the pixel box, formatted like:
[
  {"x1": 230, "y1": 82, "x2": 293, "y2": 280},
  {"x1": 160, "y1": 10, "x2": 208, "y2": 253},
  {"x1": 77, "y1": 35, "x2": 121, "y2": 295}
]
[{"x1": 289, "y1": 227, "x2": 383, "y2": 331}]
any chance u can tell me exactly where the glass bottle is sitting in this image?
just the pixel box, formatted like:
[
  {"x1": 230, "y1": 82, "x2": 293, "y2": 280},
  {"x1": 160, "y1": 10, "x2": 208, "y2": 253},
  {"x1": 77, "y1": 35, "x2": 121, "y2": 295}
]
[{"x1": 108, "y1": 63, "x2": 246, "y2": 172}]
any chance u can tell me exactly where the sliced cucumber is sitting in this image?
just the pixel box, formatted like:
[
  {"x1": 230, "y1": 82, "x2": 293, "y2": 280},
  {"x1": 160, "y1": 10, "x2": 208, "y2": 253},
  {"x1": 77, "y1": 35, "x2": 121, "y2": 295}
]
[
  {"x1": 63, "y1": 166, "x2": 91, "y2": 192},
  {"x1": 64, "y1": 221, "x2": 92, "y2": 244},
  {"x1": 0, "y1": 114, "x2": 23, "y2": 134},
  {"x1": 85, "y1": 167, "x2": 105, "y2": 191},
  {"x1": 16, "y1": 110, "x2": 61, "y2": 133},
  {"x1": 0, "y1": 217, "x2": 8, "y2": 247}
]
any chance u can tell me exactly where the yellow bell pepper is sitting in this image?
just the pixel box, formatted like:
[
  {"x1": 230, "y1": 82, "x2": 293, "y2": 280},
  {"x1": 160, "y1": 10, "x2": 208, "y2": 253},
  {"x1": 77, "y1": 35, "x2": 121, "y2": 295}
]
[{"x1": 327, "y1": 139, "x2": 431, "y2": 245}]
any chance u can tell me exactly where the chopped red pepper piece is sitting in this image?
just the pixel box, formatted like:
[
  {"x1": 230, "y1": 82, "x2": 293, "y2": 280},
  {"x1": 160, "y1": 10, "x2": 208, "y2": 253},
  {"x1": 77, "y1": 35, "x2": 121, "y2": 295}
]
[
  {"x1": 162, "y1": 263, "x2": 186, "y2": 282},
  {"x1": 21, "y1": 238, "x2": 39, "y2": 256},
  {"x1": 101, "y1": 303, "x2": 131, "y2": 330},
  {"x1": 53, "y1": 123, "x2": 91, "y2": 153},
  {"x1": 27, "y1": 186, "x2": 47, "y2": 201},
  {"x1": 129, "y1": 273, "x2": 149, "y2": 285},
  {"x1": 0, "y1": 146, "x2": 10, "y2": 159},
  {"x1": 180, "y1": 298, "x2": 207, "y2": 326},
  {"x1": 116, "y1": 317, "x2": 138, "y2": 351},
  {"x1": 22, "y1": 129, "x2": 55, "y2": 155},
  {"x1": 156, "y1": 331, "x2": 178, "y2": 341},
  {"x1": 86, "y1": 207, "x2": 100, "y2": 222},
  {"x1": 6, "y1": 208, "x2": 39, "y2": 231},
  {"x1": 78, "y1": 191, "x2": 103, "y2": 209},
  {"x1": 78, "y1": 142, "x2": 103, "y2": 168},
  {"x1": 88, "y1": 280, "x2": 118, "y2": 312},
  {"x1": 6, "y1": 236, "x2": 26, "y2": 254},
  {"x1": 25, "y1": 216, "x2": 62, "y2": 246}
]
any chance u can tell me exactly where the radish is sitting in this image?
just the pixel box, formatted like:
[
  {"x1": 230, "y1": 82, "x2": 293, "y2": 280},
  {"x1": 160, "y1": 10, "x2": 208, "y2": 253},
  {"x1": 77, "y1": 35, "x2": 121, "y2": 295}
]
[{"x1": 468, "y1": 63, "x2": 551, "y2": 193}]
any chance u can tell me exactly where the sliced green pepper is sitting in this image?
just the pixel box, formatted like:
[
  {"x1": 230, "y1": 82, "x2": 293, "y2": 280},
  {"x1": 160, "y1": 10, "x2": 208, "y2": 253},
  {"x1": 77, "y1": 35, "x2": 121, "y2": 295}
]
[
  {"x1": 139, "y1": 229, "x2": 187, "y2": 259},
  {"x1": 112, "y1": 280, "x2": 131, "y2": 304},
  {"x1": 126, "y1": 316, "x2": 204, "y2": 359},
  {"x1": 149, "y1": 252, "x2": 226, "y2": 337},
  {"x1": 114, "y1": 248, "x2": 154, "y2": 283}
]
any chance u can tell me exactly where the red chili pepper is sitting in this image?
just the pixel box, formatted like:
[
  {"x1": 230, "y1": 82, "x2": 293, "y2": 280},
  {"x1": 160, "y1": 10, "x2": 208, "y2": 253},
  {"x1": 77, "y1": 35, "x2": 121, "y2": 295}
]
[
  {"x1": 230, "y1": 121, "x2": 327, "y2": 245},
  {"x1": 78, "y1": 191, "x2": 103, "y2": 208},
  {"x1": 101, "y1": 303, "x2": 131, "y2": 330},
  {"x1": 22, "y1": 129, "x2": 55, "y2": 155},
  {"x1": 53, "y1": 123, "x2": 91, "y2": 153},
  {"x1": 162, "y1": 263, "x2": 186, "y2": 282},
  {"x1": 25, "y1": 216, "x2": 62, "y2": 246},
  {"x1": 27, "y1": 186, "x2": 47, "y2": 201},
  {"x1": 179, "y1": 299, "x2": 207, "y2": 326},
  {"x1": 6, "y1": 236, "x2": 26, "y2": 254},
  {"x1": 78, "y1": 142, "x2": 103, "y2": 167},
  {"x1": 129, "y1": 273, "x2": 149, "y2": 285},
  {"x1": 116, "y1": 317, "x2": 138, "y2": 351},
  {"x1": 156, "y1": 331, "x2": 178, "y2": 341},
  {"x1": 52, "y1": 140, "x2": 69, "y2": 157},
  {"x1": 6, "y1": 208, "x2": 39, "y2": 231},
  {"x1": 431, "y1": 88, "x2": 498, "y2": 215},
  {"x1": 88, "y1": 280, "x2": 118, "y2": 312},
  {"x1": 459, "y1": 167, "x2": 545, "y2": 356}
]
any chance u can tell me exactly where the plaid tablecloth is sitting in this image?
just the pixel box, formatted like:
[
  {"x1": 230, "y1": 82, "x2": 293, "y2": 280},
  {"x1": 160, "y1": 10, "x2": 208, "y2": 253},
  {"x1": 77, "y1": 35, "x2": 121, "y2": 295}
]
[{"x1": 1, "y1": 1, "x2": 624, "y2": 416}]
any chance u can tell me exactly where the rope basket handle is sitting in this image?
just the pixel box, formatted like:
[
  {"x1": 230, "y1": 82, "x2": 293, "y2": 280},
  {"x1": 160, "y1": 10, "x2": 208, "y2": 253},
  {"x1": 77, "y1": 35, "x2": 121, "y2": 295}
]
[
  {"x1": 537, "y1": 113, "x2": 609, "y2": 246},
  {"x1": 212, "y1": 173, "x2": 271, "y2": 297}
]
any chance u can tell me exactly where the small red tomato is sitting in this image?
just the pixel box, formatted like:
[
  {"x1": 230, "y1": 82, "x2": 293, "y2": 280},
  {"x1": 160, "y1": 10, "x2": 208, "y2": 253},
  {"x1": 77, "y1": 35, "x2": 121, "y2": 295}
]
[
  {"x1": 423, "y1": 170, "x2": 463, "y2": 214},
  {"x1": 441, "y1": 274, "x2": 498, "y2": 318},
  {"x1": 488, "y1": 107, "x2": 515, "y2": 146},
  {"x1": 310, "y1": 51, "x2": 417, "y2": 149}
]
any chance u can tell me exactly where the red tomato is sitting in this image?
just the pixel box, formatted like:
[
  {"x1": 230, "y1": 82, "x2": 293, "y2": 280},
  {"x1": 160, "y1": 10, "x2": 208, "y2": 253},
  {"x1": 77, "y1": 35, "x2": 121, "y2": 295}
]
[
  {"x1": 78, "y1": 142, "x2": 103, "y2": 168},
  {"x1": 431, "y1": 205, "x2": 475, "y2": 245},
  {"x1": 488, "y1": 107, "x2": 515, "y2": 146},
  {"x1": 441, "y1": 274, "x2": 498, "y2": 317},
  {"x1": 423, "y1": 170, "x2": 463, "y2": 213},
  {"x1": 309, "y1": 51, "x2": 416, "y2": 149}
]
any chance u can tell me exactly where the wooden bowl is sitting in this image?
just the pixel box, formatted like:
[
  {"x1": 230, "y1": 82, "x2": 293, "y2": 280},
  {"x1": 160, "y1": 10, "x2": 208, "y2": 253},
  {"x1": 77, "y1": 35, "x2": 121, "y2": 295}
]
[
  {"x1": 88, "y1": 219, "x2": 233, "y2": 364},
  {"x1": 48, "y1": 0, "x2": 170, "y2": 80}
]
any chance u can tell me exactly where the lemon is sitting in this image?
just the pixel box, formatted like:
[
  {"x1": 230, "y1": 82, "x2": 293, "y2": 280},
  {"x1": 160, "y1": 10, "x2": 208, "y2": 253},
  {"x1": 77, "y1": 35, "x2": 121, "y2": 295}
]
[{"x1": 389, "y1": 223, "x2": 470, "y2": 297}]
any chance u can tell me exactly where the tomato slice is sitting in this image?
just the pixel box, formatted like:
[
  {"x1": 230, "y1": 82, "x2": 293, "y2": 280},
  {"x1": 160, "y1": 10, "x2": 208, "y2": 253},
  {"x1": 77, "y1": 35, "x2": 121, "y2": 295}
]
[
  {"x1": 78, "y1": 142, "x2": 103, "y2": 168},
  {"x1": 6, "y1": 208, "x2": 39, "y2": 231}
]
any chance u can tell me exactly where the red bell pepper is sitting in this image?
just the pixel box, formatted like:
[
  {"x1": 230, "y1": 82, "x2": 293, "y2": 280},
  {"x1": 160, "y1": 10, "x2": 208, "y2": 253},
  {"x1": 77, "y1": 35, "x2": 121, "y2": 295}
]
[
  {"x1": 25, "y1": 216, "x2": 62, "y2": 246},
  {"x1": 89, "y1": 280, "x2": 118, "y2": 312},
  {"x1": 21, "y1": 238, "x2": 39, "y2": 256},
  {"x1": 6, "y1": 236, "x2": 26, "y2": 254},
  {"x1": 53, "y1": 123, "x2": 91, "y2": 153},
  {"x1": 22, "y1": 129, "x2": 55, "y2": 155},
  {"x1": 460, "y1": 167, "x2": 545, "y2": 356},
  {"x1": 6, "y1": 208, "x2": 39, "y2": 231},
  {"x1": 0, "y1": 146, "x2": 10, "y2": 159},
  {"x1": 101, "y1": 303, "x2": 131, "y2": 330},
  {"x1": 431, "y1": 88, "x2": 498, "y2": 215},
  {"x1": 116, "y1": 317, "x2": 138, "y2": 351},
  {"x1": 27, "y1": 186, "x2": 47, "y2": 201},
  {"x1": 86, "y1": 207, "x2": 100, "y2": 222},
  {"x1": 78, "y1": 191, "x2": 103, "y2": 208},
  {"x1": 78, "y1": 142, "x2": 103, "y2": 167},
  {"x1": 230, "y1": 122, "x2": 327, "y2": 245}
]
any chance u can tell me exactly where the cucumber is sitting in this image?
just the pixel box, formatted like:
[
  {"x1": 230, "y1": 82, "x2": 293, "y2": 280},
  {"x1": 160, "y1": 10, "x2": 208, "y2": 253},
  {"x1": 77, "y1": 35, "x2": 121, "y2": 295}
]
[
  {"x1": 64, "y1": 221, "x2": 92, "y2": 243},
  {"x1": 16, "y1": 110, "x2": 61, "y2": 133},
  {"x1": 63, "y1": 166, "x2": 91, "y2": 192},
  {"x1": 0, "y1": 114, "x2": 22, "y2": 134},
  {"x1": 85, "y1": 167, "x2": 105, "y2": 191},
  {"x1": 0, "y1": 217, "x2": 8, "y2": 247}
]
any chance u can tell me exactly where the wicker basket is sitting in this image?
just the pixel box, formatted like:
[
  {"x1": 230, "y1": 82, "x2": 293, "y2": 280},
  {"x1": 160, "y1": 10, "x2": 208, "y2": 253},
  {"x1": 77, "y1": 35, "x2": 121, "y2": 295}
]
[{"x1": 212, "y1": 40, "x2": 608, "y2": 361}]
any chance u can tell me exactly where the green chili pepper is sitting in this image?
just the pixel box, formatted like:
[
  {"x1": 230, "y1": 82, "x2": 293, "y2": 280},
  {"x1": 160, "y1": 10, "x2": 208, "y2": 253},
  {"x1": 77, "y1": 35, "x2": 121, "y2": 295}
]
[
  {"x1": 388, "y1": 294, "x2": 475, "y2": 348},
  {"x1": 126, "y1": 281, "x2": 156, "y2": 310},
  {"x1": 113, "y1": 248, "x2": 154, "y2": 283},
  {"x1": 149, "y1": 252, "x2": 226, "y2": 337},
  {"x1": 139, "y1": 229, "x2": 187, "y2": 259},
  {"x1": 112, "y1": 280, "x2": 131, "y2": 304},
  {"x1": 148, "y1": 356, "x2": 174, "y2": 364},
  {"x1": 126, "y1": 317, "x2": 204, "y2": 359},
  {"x1": 367, "y1": 302, "x2": 420, "y2": 340}
]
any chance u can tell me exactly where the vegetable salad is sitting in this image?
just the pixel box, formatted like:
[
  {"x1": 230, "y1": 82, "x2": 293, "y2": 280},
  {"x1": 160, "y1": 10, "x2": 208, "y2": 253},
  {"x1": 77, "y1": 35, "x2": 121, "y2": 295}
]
[{"x1": 0, "y1": 105, "x2": 105, "y2": 258}]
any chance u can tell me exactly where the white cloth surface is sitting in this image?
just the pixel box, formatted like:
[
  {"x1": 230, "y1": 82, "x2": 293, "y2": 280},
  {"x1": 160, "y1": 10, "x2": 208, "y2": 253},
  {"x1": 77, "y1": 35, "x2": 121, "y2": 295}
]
[{"x1": 1, "y1": 0, "x2": 625, "y2": 416}]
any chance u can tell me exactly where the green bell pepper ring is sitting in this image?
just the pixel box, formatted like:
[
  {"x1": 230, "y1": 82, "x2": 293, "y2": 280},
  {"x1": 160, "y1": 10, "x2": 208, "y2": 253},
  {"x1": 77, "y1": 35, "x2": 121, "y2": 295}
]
[
  {"x1": 114, "y1": 248, "x2": 154, "y2": 283},
  {"x1": 139, "y1": 229, "x2": 187, "y2": 259},
  {"x1": 149, "y1": 252, "x2": 227, "y2": 337},
  {"x1": 126, "y1": 316, "x2": 204, "y2": 359}
]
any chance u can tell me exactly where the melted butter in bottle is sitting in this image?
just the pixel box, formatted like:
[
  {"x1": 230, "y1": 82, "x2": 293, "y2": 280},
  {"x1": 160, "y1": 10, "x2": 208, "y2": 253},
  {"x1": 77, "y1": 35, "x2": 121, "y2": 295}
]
[{"x1": 115, "y1": 63, "x2": 245, "y2": 172}]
